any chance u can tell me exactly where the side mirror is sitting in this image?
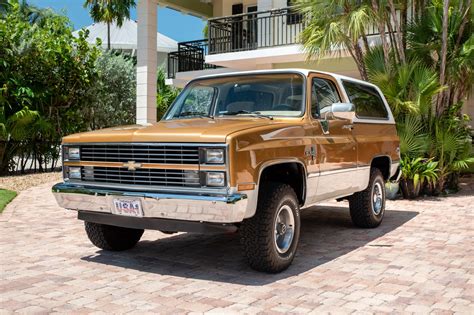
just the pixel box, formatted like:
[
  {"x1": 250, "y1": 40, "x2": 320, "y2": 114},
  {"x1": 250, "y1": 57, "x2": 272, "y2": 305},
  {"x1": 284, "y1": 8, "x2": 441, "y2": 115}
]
[
  {"x1": 331, "y1": 102, "x2": 354, "y2": 112},
  {"x1": 326, "y1": 102, "x2": 355, "y2": 120}
]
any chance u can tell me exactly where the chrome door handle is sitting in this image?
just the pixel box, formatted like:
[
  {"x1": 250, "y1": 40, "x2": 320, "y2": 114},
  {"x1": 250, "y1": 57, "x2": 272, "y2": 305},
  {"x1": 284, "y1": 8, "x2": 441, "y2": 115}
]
[{"x1": 342, "y1": 124, "x2": 354, "y2": 130}]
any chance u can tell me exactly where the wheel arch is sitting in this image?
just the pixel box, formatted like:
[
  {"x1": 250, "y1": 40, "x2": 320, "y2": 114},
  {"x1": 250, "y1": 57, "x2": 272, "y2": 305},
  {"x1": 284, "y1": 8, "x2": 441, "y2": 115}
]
[
  {"x1": 370, "y1": 155, "x2": 392, "y2": 180},
  {"x1": 257, "y1": 159, "x2": 307, "y2": 206}
]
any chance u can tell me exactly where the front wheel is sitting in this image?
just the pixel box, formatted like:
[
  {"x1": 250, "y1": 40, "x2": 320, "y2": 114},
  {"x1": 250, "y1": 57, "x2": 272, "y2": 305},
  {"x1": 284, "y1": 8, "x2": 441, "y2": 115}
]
[
  {"x1": 349, "y1": 168, "x2": 386, "y2": 228},
  {"x1": 84, "y1": 222, "x2": 144, "y2": 251},
  {"x1": 240, "y1": 183, "x2": 301, "y2": 273}
]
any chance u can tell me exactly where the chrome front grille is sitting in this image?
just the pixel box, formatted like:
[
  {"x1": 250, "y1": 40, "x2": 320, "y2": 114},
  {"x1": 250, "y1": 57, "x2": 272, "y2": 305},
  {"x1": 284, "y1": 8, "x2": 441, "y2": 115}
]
[
  {"x1": 81, "y1": 167, "x2": 200, "y2": 187},
  {"x1": 79, "y1": 144, "x2": 200, "y2": 164}
]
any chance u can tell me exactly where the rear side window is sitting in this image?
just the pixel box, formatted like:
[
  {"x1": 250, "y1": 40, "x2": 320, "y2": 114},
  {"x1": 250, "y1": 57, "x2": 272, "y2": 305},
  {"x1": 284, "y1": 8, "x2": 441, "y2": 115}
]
[{"x1": 342, "y1": 80, "x2": 388, "y2": 119}]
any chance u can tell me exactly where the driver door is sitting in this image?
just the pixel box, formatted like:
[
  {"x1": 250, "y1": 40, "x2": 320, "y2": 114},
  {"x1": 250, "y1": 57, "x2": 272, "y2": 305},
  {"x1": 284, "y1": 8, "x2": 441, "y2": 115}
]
[{"x1": 310, "y1": 75, "x2": 358, "y2": 201}]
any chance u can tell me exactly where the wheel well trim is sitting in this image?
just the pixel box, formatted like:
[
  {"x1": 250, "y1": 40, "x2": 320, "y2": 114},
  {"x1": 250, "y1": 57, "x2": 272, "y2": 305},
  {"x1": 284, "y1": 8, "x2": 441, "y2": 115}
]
[{"x1": 257, "y1": 159, "x2": 307, "y2": 205}]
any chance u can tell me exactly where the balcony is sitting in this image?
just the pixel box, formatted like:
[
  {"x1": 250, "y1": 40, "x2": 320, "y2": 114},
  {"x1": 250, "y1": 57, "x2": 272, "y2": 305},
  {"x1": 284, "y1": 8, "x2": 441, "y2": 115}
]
[
  {"x1": 166, "y1": 7, "x2": 308, "y2": 80},
  {"x1": 167, "y1": 39, "x2": 219, "y2": 79},
  {"x1": 166, "y1": 6, "x2": 399, "y2": 83},
  {"x1": 208, "y1": 7, "x2": 307, "y2": 55}
]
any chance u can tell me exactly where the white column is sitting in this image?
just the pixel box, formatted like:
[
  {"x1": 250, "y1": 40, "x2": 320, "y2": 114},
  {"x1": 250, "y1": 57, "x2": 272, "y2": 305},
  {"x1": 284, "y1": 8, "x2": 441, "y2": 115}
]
[{"x1": 136, "y1": 0, "x2": 157, "y2": 124}]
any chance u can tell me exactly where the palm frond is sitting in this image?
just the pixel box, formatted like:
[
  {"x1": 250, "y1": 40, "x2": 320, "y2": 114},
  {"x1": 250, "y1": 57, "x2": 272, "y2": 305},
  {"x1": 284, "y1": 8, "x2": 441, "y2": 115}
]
[{"x1": 397, "y1": 114, "x2": 429, "y2": 157}]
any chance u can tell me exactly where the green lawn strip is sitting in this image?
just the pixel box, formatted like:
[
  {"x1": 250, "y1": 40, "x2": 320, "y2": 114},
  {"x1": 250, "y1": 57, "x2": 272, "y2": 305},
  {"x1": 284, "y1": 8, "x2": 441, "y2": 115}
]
[{"x1": 0, "y1": 189, "x2": 17, "y2": 213}]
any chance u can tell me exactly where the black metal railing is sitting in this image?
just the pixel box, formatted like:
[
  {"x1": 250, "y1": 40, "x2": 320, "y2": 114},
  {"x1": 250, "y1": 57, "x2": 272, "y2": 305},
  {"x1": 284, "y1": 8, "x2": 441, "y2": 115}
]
[
  {"x1": 167, "y1": 39, "x2": 219, "y2": 79},
  {"x1": 168, "y1": 6, "x2": 413, "y2": 77},
  {"x1": 208, "y1": 7, "x2": 307, "y2": 55}
]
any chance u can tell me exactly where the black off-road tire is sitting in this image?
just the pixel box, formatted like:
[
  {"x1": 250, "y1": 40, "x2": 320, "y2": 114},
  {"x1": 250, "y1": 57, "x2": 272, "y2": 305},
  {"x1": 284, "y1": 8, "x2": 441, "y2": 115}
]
[
  {"x1": 84, "y1": 222, "x2": 144, "y2": 251},
  {"x1": 240, "y1": 182, "x2": 301, "y2": 273},
  {"x1": 349, "y1": 168, "x2": 386, "y2": 228}
]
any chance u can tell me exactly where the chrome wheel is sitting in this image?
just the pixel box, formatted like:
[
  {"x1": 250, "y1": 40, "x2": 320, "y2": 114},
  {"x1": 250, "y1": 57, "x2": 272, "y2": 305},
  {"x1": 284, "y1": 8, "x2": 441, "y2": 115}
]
[
  {"x1": 274, "y1": 205, "x2": 295, "y2": 254},
  {"x1": 372, "y1": 182, "x2": 383, "y2": 215}
]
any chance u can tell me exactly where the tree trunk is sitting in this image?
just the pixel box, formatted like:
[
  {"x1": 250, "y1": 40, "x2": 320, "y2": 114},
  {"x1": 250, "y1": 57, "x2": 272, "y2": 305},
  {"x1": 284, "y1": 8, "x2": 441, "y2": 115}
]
[
  {"x1": 400, "y1": 0, "x2": 408, "y2": 51},
  {"x1": 454, "y1": 0, "x2": 471, "y2": 52},
  {"x1": 388, "y1": 0, "x2": 406, "y2": 63},
  {"x1": 107, "y1": 22, "x2": 111, "y2": 50},
  {"x1": 437, "y1": 0, "x2": 450, "y2": 116},
  {"x1": 371, "y1": 0, "x2": 391, "y2": 66},
  {"x1": 353, "y1": 41, "x2": 368, "y2": 81},
  {"x1": 386, "y1": 15, "x2": 399, "y2": 64}
]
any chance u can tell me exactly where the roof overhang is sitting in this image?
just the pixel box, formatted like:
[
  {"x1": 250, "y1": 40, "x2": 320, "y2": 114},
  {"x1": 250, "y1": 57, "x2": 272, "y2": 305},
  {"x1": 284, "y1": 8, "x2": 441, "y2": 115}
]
[{"x1": 157, "y1": 0, "x2": 213, "y2": 19}]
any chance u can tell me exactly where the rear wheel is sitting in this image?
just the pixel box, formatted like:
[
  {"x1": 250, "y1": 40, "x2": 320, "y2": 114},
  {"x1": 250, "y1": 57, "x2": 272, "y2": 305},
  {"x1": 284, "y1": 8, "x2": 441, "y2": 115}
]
[
  {"x1": 240, "y1": 182, "x2": 301, "y2": 273},
  {"x1": 349, "y1": 168, "x2": 385, "y2": 228},
  {"x1": 84, "y1": 222, "x2": 144, "y2": 251}
]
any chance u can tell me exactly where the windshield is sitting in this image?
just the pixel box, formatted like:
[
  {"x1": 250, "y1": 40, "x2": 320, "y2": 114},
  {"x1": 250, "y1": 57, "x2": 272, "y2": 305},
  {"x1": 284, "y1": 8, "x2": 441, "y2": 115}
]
[{"x1": 164, "y1": 73, "x2": 305, "y2": 120}]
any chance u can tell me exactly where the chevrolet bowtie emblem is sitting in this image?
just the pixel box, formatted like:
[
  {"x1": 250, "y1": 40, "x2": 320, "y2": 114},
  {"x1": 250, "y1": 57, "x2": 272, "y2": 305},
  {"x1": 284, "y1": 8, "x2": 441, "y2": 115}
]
[{"x1": 123, "y1": 161, "x2": 142, "y2": 171}]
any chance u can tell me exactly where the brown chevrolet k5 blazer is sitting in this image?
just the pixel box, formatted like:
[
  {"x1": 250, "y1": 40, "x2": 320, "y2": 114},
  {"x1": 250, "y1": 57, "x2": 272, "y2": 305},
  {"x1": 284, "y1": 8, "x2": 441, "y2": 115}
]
[{"x1": 53, "y1": 69, "x2": 400, "y2": 273}]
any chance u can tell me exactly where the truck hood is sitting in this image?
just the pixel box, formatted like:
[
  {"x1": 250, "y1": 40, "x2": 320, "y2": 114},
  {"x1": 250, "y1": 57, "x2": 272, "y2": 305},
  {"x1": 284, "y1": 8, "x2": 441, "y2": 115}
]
[{"x1": 63, "y1": 118, "x2": 294, "y2": 143}]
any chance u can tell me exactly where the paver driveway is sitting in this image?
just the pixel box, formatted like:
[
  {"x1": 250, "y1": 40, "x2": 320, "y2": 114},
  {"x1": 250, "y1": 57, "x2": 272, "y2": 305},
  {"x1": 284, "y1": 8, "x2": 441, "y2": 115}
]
[{"x1": 1, "y1": 179, "x2": 473, "y2": 314}]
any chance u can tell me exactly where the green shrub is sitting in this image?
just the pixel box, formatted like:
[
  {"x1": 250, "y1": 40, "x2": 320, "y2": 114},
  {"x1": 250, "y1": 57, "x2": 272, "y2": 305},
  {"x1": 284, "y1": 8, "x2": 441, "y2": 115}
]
[
  {"x1": 84, "y1": 52, "x2": 136, "y2": 129},
  {"x1": 0, "y1": 1, "x2": 100, "y2": 174}
]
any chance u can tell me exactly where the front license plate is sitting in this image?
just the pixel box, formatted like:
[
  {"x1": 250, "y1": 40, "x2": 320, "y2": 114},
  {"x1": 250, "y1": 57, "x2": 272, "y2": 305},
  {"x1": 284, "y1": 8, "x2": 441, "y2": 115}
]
[{"x1": 112, "y1": 199, "x2": 143, "y2": 217}]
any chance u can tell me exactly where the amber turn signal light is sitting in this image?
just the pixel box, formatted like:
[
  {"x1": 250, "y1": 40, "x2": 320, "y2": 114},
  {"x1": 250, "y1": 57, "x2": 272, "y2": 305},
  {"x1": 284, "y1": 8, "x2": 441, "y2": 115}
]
[{"x1": 237, "y1": 183, "x2": 256, "y2": 191}]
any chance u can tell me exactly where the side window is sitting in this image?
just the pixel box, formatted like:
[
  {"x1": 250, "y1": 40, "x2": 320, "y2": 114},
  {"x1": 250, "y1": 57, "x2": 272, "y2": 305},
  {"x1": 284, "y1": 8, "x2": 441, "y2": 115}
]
[
  {"x1": 311, "y1": 78, "x2": 341, "y2": 118},
  {"x1": 343, "y1": 81, "x2": 388, "y2": 119}
]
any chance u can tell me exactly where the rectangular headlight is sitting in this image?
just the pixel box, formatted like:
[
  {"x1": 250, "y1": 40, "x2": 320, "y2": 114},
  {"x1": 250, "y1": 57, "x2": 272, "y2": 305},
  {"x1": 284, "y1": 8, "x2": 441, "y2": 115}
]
[
  {"x1": 206, "y1": 172, "x2": 225, "y2": 187},
  {"x1": 204, "y1": 148, "x2": 225, "y2": 164},
  {"x1": 68, "y1": 167, "x2": 82, "y2": 180},
  {"x1": 64, "y1": 146, "x2": 80, "y2": 160}
]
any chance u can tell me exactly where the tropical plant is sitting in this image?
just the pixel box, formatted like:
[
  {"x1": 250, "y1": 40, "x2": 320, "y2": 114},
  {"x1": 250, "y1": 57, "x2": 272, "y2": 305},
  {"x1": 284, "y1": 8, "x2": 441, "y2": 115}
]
[
  {"x1": 429, "y1": 119, "x2": 474, "y2": 191},
  {"x1": 366, "y1": 49, "x2": 444, "y2": 119},
  {"x1": 0, "y1": 0, "x2": 10, "y2": 16},
  {"x1": 396, "y1": 114, "x2": 430, "y2": 158},
  {"x1": 296, "y1": 0, "x2": 376, "y2": 80},
  {"x1": 83, "y1": 0, "x2": 136, "y2": 50},
  {"x1": 157, "y1": 68, "x2": 180, "y2": 120},
  {"x1": 0, "y1": 105, "x2": 39, "y2": 173},
  {"x1": 399, "y1": 156, "x2": 439, "y2": 199},
  {"x1": 0, "y1": 1, "x2": 100, "y2": 173},
  {"x1": 407, "y1": 1, "x2": 474, "y2": 116}
]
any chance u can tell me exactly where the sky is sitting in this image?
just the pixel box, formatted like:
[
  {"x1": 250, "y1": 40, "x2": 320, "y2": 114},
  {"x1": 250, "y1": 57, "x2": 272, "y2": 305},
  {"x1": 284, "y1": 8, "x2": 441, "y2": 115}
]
[{"x1": 29, "y1": 0, "x2": 206, "y2": 42}]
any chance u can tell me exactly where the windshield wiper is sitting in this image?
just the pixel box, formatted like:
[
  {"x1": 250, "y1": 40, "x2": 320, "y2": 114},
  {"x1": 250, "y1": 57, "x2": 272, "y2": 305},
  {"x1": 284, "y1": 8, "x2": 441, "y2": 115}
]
[
  {"x1": 178, "y1": 111, "x2": 209, "y2": 118},
  {"x1": 221, "y1": 110, "x2": 273, "y2": 120}
]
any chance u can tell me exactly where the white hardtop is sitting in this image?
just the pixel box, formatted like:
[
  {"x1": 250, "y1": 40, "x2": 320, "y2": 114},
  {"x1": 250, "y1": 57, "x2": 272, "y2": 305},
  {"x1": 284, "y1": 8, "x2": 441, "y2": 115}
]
[{"x1": 192, "y1": 68, "x2": 379, "y2": 88}]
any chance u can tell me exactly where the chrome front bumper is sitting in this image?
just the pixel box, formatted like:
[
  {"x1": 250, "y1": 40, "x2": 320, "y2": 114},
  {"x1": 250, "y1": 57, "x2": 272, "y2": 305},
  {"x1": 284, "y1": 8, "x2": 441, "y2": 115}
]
[{"x1": 52, "y1": 182, "x2": 250, "y2": 223}]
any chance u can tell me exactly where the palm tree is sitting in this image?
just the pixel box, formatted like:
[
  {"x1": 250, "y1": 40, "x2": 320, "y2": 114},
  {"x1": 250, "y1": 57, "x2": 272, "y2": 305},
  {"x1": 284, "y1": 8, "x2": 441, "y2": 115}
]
[
  {"x1": 407, "y1": 1, "x2": 474, "y2": 115},
  {"x1": 365, "y1": 49, "x2": 444, "y2": 119},
  {"x1": 1, "y1": 0, "x2": 55, "y2": 24},
  {"x1": 83, "y1": 0, "x2": 136, "y2": 50},
  {"x1": 436, "y1": 0, "x2": 450, "y2": 115},
  {"x1": 296, "y1": 0, "x2": 376, "y2": 80}
]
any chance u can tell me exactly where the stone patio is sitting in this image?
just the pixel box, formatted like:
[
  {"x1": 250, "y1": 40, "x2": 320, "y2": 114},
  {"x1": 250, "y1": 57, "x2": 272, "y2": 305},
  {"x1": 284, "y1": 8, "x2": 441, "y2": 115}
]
[{"x1": 1, "y1": 178, "x2": 473, "y2": 314}]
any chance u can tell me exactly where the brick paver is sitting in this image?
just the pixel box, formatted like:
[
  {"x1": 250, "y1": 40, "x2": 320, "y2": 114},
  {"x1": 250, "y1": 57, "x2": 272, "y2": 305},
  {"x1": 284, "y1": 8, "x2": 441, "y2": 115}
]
[{"x1": 1, "y1": 179, "x2": 473, "y2": 313}]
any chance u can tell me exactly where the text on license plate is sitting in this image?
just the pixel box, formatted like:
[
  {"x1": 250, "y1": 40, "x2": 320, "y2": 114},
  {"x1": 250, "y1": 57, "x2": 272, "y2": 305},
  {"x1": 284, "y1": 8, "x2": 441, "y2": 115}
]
[{"x1": 112, "y1": 199, "x2": 143, "y2": 217}]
